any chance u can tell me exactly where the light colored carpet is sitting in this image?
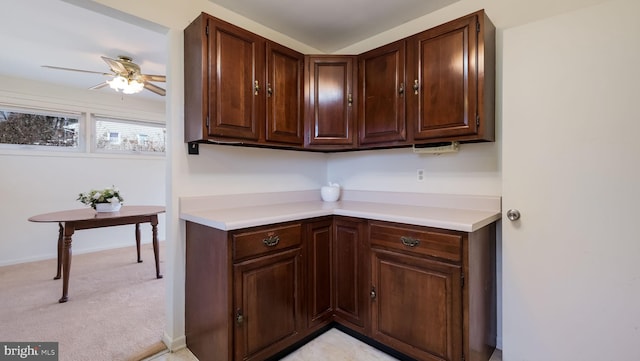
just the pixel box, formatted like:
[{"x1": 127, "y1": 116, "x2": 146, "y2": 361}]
[{"x1": 0, "y1": 242, "x2": 166, "y2": 361}]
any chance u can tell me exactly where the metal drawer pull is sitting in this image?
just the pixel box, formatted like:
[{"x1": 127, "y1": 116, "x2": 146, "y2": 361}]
[
  {"x1": 262, "y1": 234, "x2": 280, "y2": 247},
  {"x1": 400, "y1": 236, "x2": 420, "y2": 247}
]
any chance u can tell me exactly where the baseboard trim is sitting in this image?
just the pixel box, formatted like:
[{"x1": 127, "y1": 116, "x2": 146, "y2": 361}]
[{"x1": 162, "y1": 332, "x2": 186, "y2": 352}]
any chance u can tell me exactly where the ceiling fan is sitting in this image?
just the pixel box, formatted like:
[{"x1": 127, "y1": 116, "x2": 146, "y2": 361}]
[{"x1": 42, "y1": 55, "x2": 166, "y2": 96}]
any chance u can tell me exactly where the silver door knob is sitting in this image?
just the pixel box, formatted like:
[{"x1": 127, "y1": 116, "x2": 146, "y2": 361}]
[{"x1": 506, "y1": 209, "x2": 521, "y2": 221}]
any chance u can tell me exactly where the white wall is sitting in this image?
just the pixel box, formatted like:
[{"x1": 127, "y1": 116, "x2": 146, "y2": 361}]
[
  {"x1": 327, "y1": 143, "x2": 500, "y2": 195},
  {"x1": 176, "y1": 145, "x2": 327, "y2": 196},
  {"x1": 0, "y1": 75, "x2": 166, "y2": 265}
]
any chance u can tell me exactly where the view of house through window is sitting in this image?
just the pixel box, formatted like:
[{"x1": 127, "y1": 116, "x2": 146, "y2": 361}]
[
  {"x1": 95, "y1": 117, "x2": 166, "y2": 153},
  {"x1": 0, "y1": 109, "x2": 79, "y2": 148}
]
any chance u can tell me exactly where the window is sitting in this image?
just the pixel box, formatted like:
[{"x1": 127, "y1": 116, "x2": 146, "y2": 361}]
[
  {"x1": 95, "y1": 116, "x2": 165, "y2": 153},
  {"x1": 0, "y1": 105, "x2": 165, "y2": 156},
  {"x1": 0, "y1": 108, "x2": 80, "y2": 149}
]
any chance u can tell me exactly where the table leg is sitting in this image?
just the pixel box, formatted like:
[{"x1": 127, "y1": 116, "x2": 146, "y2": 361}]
[
  {"x1": 54, "y1": 222, "x2": 63, "y2": 280},
  {"x1": 135, "y1": 223, "x2": 142, "y2": 263},
  {"x1": 59, "y1": 225, "x2": 74, "y2": 303},
  {"x1": 151, "y1": 216, "x2": 162, "y2": 279}
]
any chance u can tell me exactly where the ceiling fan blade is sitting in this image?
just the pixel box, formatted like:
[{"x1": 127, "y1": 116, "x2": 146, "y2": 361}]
[
  {"x1": 88, "y1": 82, "x2": 109, "y2": 90},
  {"x1": 143, "y1": 82, "x2": 166, "y2": 96},
  {"x1": 101, "y1": 56, "x2": 127, "y2": 74},
  {"x1": 141, "y1": 74, "x2": 166, "y2": 82},
  {"x1": 42, "y1": 65, "x2": 111, "y2": 76}
]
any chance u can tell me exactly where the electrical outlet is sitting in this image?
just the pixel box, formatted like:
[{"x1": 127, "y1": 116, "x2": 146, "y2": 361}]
[{"x1": 417, "y1": 169, "x2": 425, "y2": 182}]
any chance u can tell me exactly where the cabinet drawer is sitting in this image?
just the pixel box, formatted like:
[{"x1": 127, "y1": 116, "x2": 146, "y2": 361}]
[
  {"x1": 369, "y1": 221, "x2": 462, "y2": 262},
  {"x1": 233, "y1": 223, "x2": 302, "y2": 260}
]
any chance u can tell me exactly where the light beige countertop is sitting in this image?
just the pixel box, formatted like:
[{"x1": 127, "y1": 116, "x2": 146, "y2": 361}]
[{"x1": 179, "y1": 190, "x2": 501, "y2": 232}]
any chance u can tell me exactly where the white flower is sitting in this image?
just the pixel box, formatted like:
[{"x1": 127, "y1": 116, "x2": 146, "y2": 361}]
[{"x1": 77, "y1": 185, "x2": 124, "y2": 209}]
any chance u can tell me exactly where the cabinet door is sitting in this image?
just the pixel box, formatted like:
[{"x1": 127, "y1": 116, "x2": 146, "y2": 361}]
[
  {"x1": 185, "y1": 222, "x2": 233, "y2": 361},
  {"x1": 358, "y1": 40, "x2": 406, "y2": 146},
  {"x1": 333, "y1": 217, "x2": 369, "y2": 332},
  {"x1": 305, "y1": 56, "x2": 356, "y2": 148},
  {"x1": 371, "y1": 249, "x2": 462, "y2": 361},
  {"x1": 305, "y1": 219, "x2": 334, "y2": 328},
  {"x1": 266, "y1": 42, "x2": 304, "y2": 145},
  {"x1": 207, "y1": 17, "x2": 264, "y2": 141},
  {"x1": 407, "y1": 12, "x2": 480, "y2": 141},
  {"x1": 234, "y1": 248, "x2": 302, "y2": 361}
]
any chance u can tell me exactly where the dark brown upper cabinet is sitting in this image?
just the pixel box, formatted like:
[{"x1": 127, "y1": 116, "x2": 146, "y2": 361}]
[
  {"x1": 184, "y1": 14, "x2": 263, "y2": 142},
  {"x1": 184, "y1": 13, "x2": 303, "y2": 147},
  {"x1": 184, "y1": 10, "x2": 495, "y2": 152},
  {"x1": 407, "y1": 10, "x2": 495, "y2": 143},
  {"x1": 304, "y1": 55, "x2": 357, "y2": 150},
  {"x1": 266, "y1": 42, "x2": 305, "y2": 145},
  {"x1": 357, "y1": 40, "x2": 407, "y2": 147}
]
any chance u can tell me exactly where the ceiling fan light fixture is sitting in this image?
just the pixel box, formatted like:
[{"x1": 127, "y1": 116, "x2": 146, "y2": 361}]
[
  {"x1": 107, "y1": 74, "x2": 144, "y2": 94},
  {"x1": 43, "y1": 55, "x2": 165, "y2": 96}
]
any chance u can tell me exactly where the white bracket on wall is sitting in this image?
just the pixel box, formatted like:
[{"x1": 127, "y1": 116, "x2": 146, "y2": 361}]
[{"x1": 412, "y1": 141, "x2": 460, "y2": 154}]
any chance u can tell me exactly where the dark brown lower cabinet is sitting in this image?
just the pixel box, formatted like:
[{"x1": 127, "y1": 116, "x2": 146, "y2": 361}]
[
  {"x1": 333, "y1": 217, "x2": 369, "y2": 333},
  {"x1": 185, "y1": 220, "x2": 305, "y2": 361},
  {"x1": 305, "y1": 217, "x2": 368, "y2": 333},
  {"x1": 185, "y1": 216, "x2": 495, "y2": 361},
  {"x1": 305, "y1": 218, "x2": 334, "y2": 330},
  {"x1": 371, "y1": 249, "x2": 462, "y2": 361},
  {"x1": 369, "y1": 220, "x2": 496, "y2": 361},
  {"x1": 233, "y1": 248, "x2": 303, "y2": 361}
]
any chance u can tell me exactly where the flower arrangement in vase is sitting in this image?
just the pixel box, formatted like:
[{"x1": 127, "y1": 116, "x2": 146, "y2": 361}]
[{"x1": 77, "y1": 186, "x2": 124, "y2": 212}]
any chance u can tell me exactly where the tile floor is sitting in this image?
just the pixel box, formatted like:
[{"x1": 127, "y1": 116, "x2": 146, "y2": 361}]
[{"x1": 147, "y1": 328, "x2": 503, "y2": 361}]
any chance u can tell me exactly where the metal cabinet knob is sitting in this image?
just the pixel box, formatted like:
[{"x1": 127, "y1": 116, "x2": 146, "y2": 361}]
[
  {"x1": 236, "y1": 309, "x2": 244, "y2": 324},
  {"x1": 506, "y1": 209, "x2": 521, "y2": 221}
]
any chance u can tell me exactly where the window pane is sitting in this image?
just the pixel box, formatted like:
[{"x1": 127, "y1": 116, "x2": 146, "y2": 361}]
[
  {"x1": 0, "y1": 110, "x2": 79, "y2": 148},
  {"x1": 95, "y1": 117, "x2": 165, "y2": 153}
]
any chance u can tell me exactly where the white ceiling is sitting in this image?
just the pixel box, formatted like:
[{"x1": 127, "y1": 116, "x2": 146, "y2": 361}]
[
  {"x1": 0, "y1": 0, "x2": 459, "y2": 100},
  {"x1": 209, "y1": 0, "x2": 459, "y2": 52}
]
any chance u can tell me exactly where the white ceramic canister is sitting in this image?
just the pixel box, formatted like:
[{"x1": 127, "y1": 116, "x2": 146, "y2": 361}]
[{"x1": 320, "y1": 182, "x2": 341, "y2": 202}]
